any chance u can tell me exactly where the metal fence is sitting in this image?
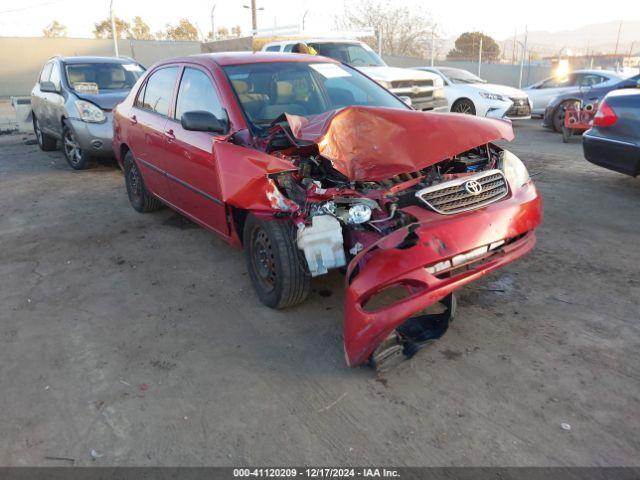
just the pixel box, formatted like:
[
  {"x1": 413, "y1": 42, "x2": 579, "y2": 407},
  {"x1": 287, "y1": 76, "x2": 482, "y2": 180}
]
[{"x1": 383, "y1": 56, "x2": 554, "y2": 88}]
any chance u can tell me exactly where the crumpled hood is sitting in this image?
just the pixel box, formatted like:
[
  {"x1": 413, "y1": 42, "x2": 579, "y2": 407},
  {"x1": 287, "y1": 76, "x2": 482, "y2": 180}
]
[
  {"x1": 74, "y1": 90, "x2": 129, "y2": 111},
  {"x1": 285, "y1": 106, "x2": 514, "y2": 181}
]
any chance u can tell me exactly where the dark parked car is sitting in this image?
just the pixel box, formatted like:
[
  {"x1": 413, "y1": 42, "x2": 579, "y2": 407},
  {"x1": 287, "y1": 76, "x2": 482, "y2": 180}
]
[
  {"x1": 583, "y1": 88, "x2": 640, "y2": 177},
  {"x1": 112, "y1": 53, "x2": 542, "y2": 368},
  {"x1": 31, "y1": 56, "x2": 144, "y2": 169},
  {"x1": 542, "y1": 74, "x2": 640, "y2": 132}
]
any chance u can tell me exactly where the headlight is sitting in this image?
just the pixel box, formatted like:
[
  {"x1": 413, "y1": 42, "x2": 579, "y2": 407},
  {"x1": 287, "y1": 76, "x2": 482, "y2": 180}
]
[
  {"x1": 377, "y1": 80, "x2": 392, "y2": 90},
  {"x1": 480, "y1": 92, "x2": 506, "y2": 102},
  {"x1": 434, "y1": 87, "x2": 445, "y2": 99},
  {"x1": 347, "y1": 204, "x2": 372, "y2": 224},
  {"x1": 75, "y1": 100, "x2": 105, "y2": 123},
  {"x1": 499, "y1": 150, "x2": 530, "y2": 188}
]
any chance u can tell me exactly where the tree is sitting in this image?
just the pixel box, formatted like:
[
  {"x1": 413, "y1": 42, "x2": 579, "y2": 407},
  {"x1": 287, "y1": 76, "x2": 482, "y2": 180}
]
[
  {"x1": 231, "y1": 25, "x2": 242, "y2": 38},
  {"x1": 164, "y1": 18, "x2": 198, "y2": 41},
  {"x1": 43, "y1": 20, "x2": 67, "y2": 38},
  {"x1": 129, "y1": 16, "x2": 152, "y2": 40},
  {"x1": 447, "y1": 32, "x2": 501, "y2": 62},
  {"x1": 338, "y1": 0, "x2": 436, "y2": 57},
  {"x1": 216, "y1": 26, "x2": 229, "y2": 38},
  {"x1": 93, "y1": 17, "x2": 131, "y2": 39}
]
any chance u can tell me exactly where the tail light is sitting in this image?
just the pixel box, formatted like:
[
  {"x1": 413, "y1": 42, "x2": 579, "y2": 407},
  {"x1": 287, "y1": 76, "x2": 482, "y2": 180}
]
[{"x1": 593, "y1": 100, "x2": 618, "y2": 127}]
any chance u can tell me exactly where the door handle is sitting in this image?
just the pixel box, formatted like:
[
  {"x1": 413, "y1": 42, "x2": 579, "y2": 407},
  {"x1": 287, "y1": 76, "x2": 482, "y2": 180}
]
[
  {"x1": 130, "y1": 114, "x2": 137, "y2": 125},
  {"x1": 164, "y1": 128, "x2": 175, "y2": 142}
]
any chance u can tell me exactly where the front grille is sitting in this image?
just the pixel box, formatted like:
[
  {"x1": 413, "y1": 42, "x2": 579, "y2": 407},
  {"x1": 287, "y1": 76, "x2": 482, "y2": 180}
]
[
  {"x1": 506, "y1": 97, "x2": 531, "y2": 117},
  {"x1": 391, "y1": 79, "x2": 433, "y2": 89},
  {"x1": 415, "y1": 169, "x2": 508, "y2": 214}
]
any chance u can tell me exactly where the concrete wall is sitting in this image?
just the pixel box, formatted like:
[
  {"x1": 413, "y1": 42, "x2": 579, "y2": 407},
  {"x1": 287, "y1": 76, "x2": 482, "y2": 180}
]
[
  {"x1": 202, "y1": 37, "x2": 253, "y2": 53},
  {"x1": 0, "y1": 37, "x2": 202, "y2": 97},
  {"x1": 384, "y1": 55, "x2": 553, "y2": 88}
]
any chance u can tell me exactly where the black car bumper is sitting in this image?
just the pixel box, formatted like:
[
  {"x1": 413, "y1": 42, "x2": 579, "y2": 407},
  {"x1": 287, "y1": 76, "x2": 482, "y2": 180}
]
[{"x1": 583, "y1": 132, "x2": 640, "y2": 177}]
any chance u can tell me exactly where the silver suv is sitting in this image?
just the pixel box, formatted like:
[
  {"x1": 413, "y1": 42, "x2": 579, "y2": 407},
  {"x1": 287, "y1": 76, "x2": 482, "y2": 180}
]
[{"x1": 31, "y1": 56, "x2": 144, "y2": 169}]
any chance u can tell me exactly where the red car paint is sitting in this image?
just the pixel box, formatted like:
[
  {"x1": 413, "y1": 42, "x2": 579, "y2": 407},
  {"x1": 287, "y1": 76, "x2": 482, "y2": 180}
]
[
  {"x1": 113, "y1": 52, "x2": 542, "y2": 367},
  {"x1": 285, "y1": 107, "x2": 514, "y2": 181}
]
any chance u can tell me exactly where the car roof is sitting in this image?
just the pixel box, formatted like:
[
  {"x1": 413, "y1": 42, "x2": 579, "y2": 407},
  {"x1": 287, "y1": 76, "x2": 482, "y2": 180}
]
[
  {"x1": 58, "y1": 56, "x2": 139, "y2": 65},
  {"x1": 155, "y1": 52, "x2": 340, "y2": 68}
]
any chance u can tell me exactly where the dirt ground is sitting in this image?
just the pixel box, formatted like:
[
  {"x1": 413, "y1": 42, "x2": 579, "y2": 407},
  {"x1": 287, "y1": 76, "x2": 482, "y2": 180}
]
[{"x1": 0, "y1": 120, "x2": 638, "y2": 466}]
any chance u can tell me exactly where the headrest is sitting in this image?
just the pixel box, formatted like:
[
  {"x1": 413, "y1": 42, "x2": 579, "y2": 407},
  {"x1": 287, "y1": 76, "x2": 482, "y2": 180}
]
[
  {"x1": 276, "y1": 80, "x2": 293, "y2": 97},
  {"x1": 68, "y1": 71, "x2": 86, "y2": 84},
  {"x1": 111, "y1": 69, "x2": 125, "y2": 81},
  {"x1": 232, "y1": 79, "x2": 249, "y2": 94}
]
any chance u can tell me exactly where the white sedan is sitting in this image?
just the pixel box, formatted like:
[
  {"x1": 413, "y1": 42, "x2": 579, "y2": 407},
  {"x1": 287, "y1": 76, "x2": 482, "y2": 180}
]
[{"x1": 415, "y1": 67, "x2": 532, "y2": 120}]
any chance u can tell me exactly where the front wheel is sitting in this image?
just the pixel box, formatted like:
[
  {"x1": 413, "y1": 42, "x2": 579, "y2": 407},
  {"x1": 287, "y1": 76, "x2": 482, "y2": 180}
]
[
  {"x1": 62, "y1": 123, "x2": 92, "y2": 170},
  {"x1": 244, "y1": 214, "x2": 311, "y2": 309},
  {"x1": 451, "y1": 98, "x2": 476, "y2": 115},
  {"x1": 123, "y1": 151, "x2": 162, "y2": 213}
]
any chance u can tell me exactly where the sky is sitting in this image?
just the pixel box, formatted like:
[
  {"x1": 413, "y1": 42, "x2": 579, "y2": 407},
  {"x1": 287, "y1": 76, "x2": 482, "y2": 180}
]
[{"x1": 0, "y1": 0, "x2": 638, "y2": 41}]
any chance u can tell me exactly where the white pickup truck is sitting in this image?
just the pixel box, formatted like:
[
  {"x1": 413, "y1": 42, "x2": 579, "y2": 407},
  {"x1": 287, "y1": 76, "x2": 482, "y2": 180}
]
[{"x1": 261, "y1": 39, "x2": 448, "y2": 112}]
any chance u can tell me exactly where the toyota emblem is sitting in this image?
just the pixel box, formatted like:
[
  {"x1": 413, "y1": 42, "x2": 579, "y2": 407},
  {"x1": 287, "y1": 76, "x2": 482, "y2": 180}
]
[{"x1": 464, "y1": 180, "x2": 483, "y2": 196}]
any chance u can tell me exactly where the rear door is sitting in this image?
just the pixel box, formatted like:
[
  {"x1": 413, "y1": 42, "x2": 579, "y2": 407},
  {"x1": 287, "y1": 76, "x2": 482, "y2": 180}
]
[
  {"x1": 127, "y1": 66, "x2": 180, "y2": 200},
  {"x1": 162, "y1": 65, "x2": 230, "y2": 236}
]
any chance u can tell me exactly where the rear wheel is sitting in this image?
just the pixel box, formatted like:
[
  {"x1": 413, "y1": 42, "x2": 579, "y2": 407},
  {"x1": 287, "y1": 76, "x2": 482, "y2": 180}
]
[
  {"x1": 123, "y1": 151, "x2": 162, "y2": 213},
  {"x1": 451, "y1": 98, "x2": 476, "y2": 115},
  {"x1": 33, "y1": 115, "x2": 57, "y2": 151},
  {"x1": 62, "y1": 122, "x2": 92, "y2": 170},
  {"x1": 244, "y1": 214, "x2": 310, "y2": 309},
  {"x1": 553, "y1": 100, "x2": 578, "y2": 133}
]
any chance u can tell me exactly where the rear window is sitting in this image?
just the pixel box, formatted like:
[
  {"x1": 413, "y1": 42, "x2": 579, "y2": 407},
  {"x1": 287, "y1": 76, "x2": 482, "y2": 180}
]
[{"x1": 64, "y1": 62, "x2": 144, "y2": 93}]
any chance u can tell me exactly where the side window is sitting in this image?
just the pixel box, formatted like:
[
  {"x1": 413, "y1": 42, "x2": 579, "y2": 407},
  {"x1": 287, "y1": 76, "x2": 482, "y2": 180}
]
[
  {"x1": 174, "y1": 67, "x2": 225, "y2": 123},
  {"x1": 265, "y1": 45, "x2": 281, "y2": 52},
  {"x1": 140, "y1": 66, "x2": 179, "y2": 116},
  {"x1": 40, "y1": 62, "x2": 53, "y2": 83},
  {"x1": 283, "y1": 44, "x2": 294, "y2": 52},
  {"x1": 579, "y1": 74, "x2": 607, "y2": 86},
  {"x1": 49, "y1": 63, "x2": 61, "y2": 89}
]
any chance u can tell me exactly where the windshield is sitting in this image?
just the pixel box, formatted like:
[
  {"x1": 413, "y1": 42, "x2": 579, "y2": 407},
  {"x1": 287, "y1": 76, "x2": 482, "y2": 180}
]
[
  {"x1": 224, "y1": 61, "x2": 408, "y2": 131},
  {"x1": 65, "y1": 63, "x2": 144, "y2": 93},
  {"x1": 440, "y1": 67, "x2": 486, "y2": 85},
  {"x1": 307, "y1": 42, "x2": 385, "y2": 67}
]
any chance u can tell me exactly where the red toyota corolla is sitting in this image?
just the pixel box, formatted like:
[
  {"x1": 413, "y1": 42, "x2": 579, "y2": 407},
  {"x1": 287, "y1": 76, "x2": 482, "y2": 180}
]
[{"x1": 113, "y1": 52, "x2": 542, "y2": 368}]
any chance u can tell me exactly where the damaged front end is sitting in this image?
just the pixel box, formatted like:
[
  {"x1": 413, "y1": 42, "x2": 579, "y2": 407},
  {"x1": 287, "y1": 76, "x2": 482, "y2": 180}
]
[{"x1": 231, "y1": 106, "x2": 542, "y2": 368}]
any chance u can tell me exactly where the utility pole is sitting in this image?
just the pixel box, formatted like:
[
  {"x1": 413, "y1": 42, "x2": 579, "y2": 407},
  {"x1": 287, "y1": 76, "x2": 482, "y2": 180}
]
[
  {"x1": 250, "y1": 0, "x2": 258, "y2": 34},
  {"x1": 613, "y1": 20, "x2": 622, "y2": 57},
  {"x1": 512, "y1": 28, "x2": 517, "y2": 64},
  {"x1": 478, "y1": 35, "x2": 482, "y2": 76},
  {"x1": 430, "y1": 26, "x2": 435, "y2": 67},
  {"x1": 210, "y1": 4, "x2": 216, "y2": 41},
  {"x1": 301, "y1": 10, "x2": 308, "y2": 31},
  {"x1": 518, "y1": 26, "x2": 528, "y2": 88},
  {"x1": 110, "y1": 0, "x2": 118, "y2": 57}
]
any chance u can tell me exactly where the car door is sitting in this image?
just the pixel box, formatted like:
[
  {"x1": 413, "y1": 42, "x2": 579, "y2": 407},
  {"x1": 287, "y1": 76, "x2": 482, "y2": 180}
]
[
  {"x1": 161, "y1": 65, "x2": 230, "y2": 237},
  {"x1": 127, "y1": 66, "x2": 180, "y2": 200},
  {"x1": 46, "y1": 61, "x2": 66, "y2": 137},
  {"x1": 530, "y1": 74, "x2": 575, "y2": 112},
  {"x1": 33, "y1": 61, "x2": 54, "y2": 133}
]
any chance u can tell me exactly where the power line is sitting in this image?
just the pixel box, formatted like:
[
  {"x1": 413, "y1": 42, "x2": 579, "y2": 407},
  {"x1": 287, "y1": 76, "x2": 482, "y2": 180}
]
[{"x1": 0, "y1": 0, "x2": 66, "y2": 14}]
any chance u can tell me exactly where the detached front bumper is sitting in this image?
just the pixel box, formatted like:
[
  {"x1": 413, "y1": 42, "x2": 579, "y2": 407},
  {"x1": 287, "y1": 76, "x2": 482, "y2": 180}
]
[
  {"x1": 68, "y1": 112, "x2": 114, "y2": 157},
  {"x1": 343, "y1": 180, "x2": 542, "y2": 367}
]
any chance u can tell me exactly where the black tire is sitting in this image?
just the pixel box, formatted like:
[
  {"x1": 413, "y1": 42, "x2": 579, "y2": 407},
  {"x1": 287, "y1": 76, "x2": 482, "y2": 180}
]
[
  {"x1": 123, "y1": 151, "x2": 162, "y2": 213},
  {"x1": 552, "y1": 101, "x2": 578, "y2": 133},
  {"x1": 62, "y1": 122, "x2": 92, "y2": 170},
  {"x1": 243, "y1": 214, "x2": 311, "y2": 309},
  {"x1": 33, "y1": 115, "x2": 57, "y2": 151},
  {"x1": 451, "y1": 98, "x2": 476, "y2": 115}
]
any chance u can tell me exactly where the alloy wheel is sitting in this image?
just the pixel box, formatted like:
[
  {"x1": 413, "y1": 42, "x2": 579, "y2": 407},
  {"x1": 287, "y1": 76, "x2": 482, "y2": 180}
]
[{"x1": 63, "y1": 128, "x2": 82, "y2": 166}]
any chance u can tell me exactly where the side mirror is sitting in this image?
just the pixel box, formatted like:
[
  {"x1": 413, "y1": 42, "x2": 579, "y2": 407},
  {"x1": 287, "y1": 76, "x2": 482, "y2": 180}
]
[
  {"x1": 181, "y1": 110, "x2": 226, "y2": 134},
  {"x1": 40, "y1": 81, "x2": 59, "y2": 93}
]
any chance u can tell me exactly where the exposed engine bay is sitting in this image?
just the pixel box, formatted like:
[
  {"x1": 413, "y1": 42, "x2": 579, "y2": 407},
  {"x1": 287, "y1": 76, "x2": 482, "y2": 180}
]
[{"x1": 222, "y1": 106, "x2": 540, "y2": 368}]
